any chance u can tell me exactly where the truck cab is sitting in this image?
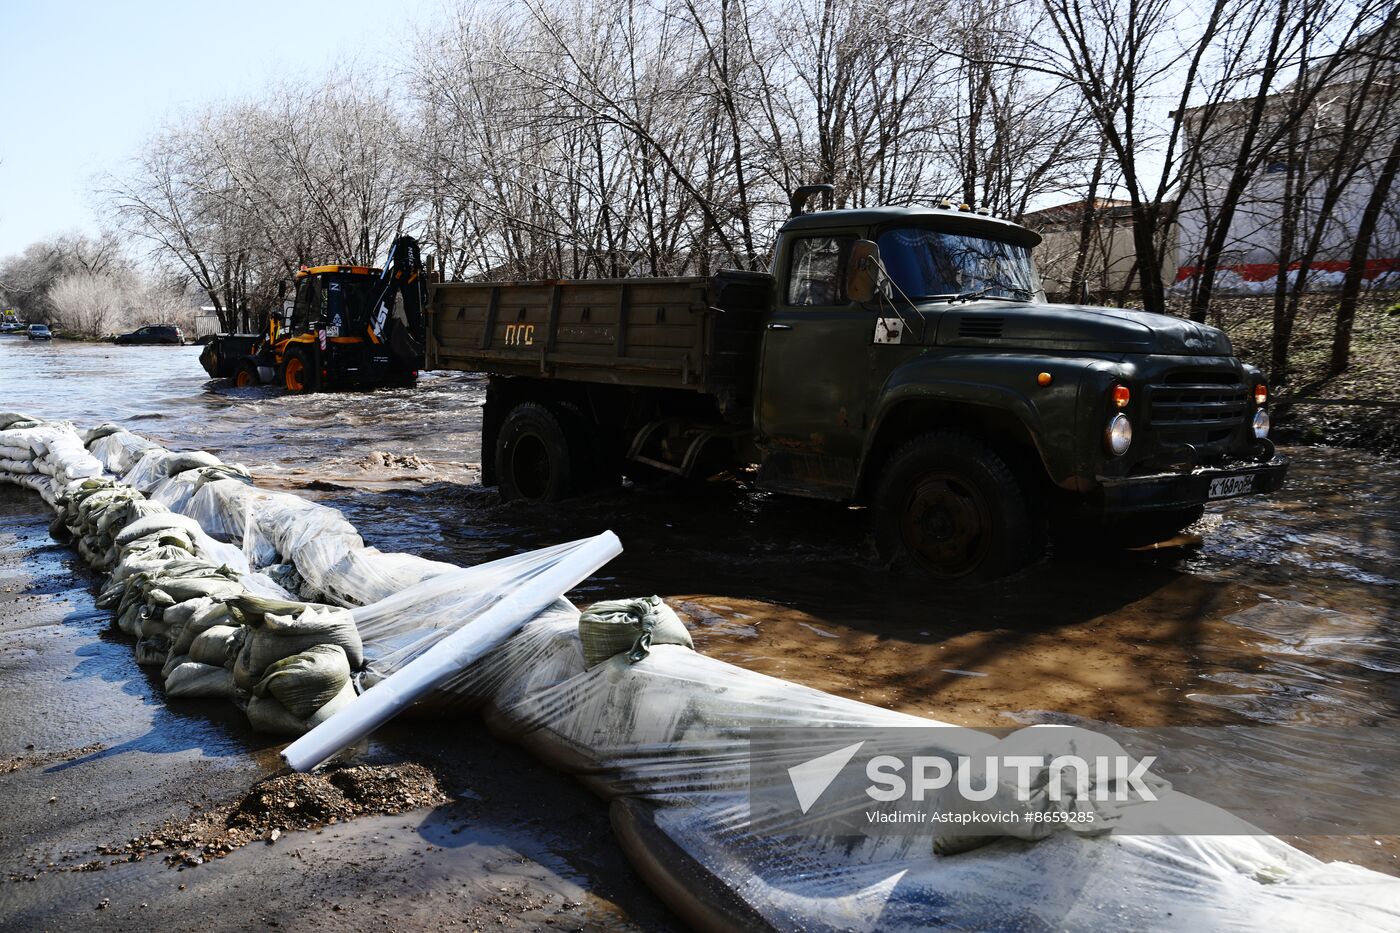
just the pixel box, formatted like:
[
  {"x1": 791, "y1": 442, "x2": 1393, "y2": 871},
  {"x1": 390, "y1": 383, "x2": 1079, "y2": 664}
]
[
  {"x1": 751, "y1": 204, "x2": 1284, "y2": 577},
  {"x1": 429, "y1": 200, "x2": 1286, "y2": 582}
]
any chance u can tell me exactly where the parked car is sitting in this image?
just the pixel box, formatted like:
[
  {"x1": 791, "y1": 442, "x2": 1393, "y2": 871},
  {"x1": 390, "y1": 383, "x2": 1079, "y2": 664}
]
[
  {"x1": 114, "y1": 325, "x2": 185, "y2": 346},
  {"x1": 1, "y1": 323, "x2": 23, "y2": 334},
  {"x1": 26, "y1": 324, "x2": 52, "y2": 341}
]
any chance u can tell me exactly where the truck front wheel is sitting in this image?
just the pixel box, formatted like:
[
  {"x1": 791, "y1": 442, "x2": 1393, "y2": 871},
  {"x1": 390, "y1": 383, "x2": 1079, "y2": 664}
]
[
  {"x1": 874, "y1": 432, "x2": 1038, "y2": 582},
  {"x1": 497, "y1": 402, "x2": 574, "y2": 502}
]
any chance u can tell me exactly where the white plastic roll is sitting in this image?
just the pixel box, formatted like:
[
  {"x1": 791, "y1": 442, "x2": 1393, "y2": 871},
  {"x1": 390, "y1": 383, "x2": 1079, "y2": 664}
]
[{"x1": 281, "y1": 531, "x2": 622, "y2": 772}]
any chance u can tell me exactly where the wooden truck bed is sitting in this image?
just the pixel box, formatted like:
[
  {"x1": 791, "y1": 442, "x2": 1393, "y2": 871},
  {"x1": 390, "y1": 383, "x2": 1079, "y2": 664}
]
[{"x1": 427, "y1": 270, "x2": 771, "y2": 406}]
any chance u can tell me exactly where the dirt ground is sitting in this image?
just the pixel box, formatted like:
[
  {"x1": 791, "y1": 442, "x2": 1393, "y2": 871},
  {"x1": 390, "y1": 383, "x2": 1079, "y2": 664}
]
[{"x1": 1186, "y1": 293, "x2": 1400, "y2": 456}]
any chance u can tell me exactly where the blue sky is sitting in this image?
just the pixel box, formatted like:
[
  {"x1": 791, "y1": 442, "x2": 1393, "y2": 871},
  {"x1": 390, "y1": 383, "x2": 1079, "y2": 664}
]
[{"x1": 0, "y1": 0, "x2": 430, "y2": 257}]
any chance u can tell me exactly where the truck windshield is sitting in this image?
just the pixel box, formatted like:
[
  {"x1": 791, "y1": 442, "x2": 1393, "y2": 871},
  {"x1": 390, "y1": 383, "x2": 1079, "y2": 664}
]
[{"x1": 876, "y1": 227, "x2": 1039, "y2": 301}]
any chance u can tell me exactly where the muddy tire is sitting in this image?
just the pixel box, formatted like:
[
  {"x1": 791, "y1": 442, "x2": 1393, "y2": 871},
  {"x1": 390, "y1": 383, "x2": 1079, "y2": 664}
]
[
  {"x1": 281, "y1": 347, "x2": 316, "y2": 394},
  {"x1": 874, "y1": 432, "x2": 1037, "y2": 582},
  {"x1": 234, "y1": 360, "x2": 261, "y2": 388},
  {"x1": 497, "y1": 402, "x2": 575, "y2": 502}
]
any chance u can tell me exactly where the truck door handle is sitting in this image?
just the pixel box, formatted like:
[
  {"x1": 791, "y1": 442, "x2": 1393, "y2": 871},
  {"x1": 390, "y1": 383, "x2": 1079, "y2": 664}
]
[{"x1": 767, "y1": 323, "x2": 793, "y2": 331}]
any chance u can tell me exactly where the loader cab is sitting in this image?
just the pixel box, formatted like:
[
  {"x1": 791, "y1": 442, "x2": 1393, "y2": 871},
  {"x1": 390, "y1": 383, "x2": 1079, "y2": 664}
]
[
  {"x1": 289, "y1": 276, "x2": 320, "y2": 333},
  {"x1": 288, "y1": 265, "x2": 382, "y2": 341}
]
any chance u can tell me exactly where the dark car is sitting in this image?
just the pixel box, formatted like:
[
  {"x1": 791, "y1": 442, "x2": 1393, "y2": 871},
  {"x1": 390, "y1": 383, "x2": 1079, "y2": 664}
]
[
  {"x1": 115, "y1": 325, "x2": 184, "y2": 346},
  {"x1": 26, "y1": 324, "x2": 52, "y2": 341}
]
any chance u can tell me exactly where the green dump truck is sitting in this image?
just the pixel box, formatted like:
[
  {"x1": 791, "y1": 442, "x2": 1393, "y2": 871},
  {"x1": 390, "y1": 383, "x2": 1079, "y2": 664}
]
[{"x1": 427, "y1": 192, "x2": 1286, "y2": 581}]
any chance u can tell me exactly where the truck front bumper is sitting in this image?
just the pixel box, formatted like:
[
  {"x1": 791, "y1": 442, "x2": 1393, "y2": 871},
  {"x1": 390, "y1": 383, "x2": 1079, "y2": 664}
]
[{"x1": 1096, "y1": 456, "x2": 1289, "y2": 513}]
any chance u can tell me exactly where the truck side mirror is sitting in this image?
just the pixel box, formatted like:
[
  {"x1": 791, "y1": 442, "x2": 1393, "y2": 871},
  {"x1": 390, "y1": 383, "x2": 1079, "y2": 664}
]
[
  {"x1": 847, "y1": 240, "x2": 887, "y2": 304},
  {"x1": 277, "y1": 280, "x2": 288, "y2": 301}
]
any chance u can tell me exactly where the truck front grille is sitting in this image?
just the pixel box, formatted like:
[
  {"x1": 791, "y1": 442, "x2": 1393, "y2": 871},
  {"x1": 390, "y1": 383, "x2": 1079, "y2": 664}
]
[{"x1": 1148, "y1": 370, "x2": 1248, "y2": 446}]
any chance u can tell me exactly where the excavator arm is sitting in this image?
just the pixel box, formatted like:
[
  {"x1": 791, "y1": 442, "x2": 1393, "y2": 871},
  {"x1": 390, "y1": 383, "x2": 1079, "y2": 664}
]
[{"x1": 368, "y1": 235, "x2": 428, "y2": 366}]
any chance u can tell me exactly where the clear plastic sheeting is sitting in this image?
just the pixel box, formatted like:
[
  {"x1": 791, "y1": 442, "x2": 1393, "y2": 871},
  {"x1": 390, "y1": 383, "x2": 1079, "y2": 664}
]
[
  {"x1": 282, "y1": 531, "x2": 623, "y2": 772},
  {"x1": 88, "y1": 429, "x2": 163, "y2": 476},
  {"x1": 123, "y1": 448, "x2": 225, "y2": 493},
  {"x1": 357, "y1": 610, "x2": 1400, "y2": 931},
  {"x1": 147, "y1": 464, "x2": 252, "y2": 514},
  {"x1": 183, "y1": 477, "x2": 456, "y2": 607}
]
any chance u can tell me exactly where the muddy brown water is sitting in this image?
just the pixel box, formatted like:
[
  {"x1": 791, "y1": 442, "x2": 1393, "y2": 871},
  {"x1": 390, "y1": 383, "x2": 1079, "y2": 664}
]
[{"x1": 1, "y1": 337, "x2": 1398, "y2": 913}]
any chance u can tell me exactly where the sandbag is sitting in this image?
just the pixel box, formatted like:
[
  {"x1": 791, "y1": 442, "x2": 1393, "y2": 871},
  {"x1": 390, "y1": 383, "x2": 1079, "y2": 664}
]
[
  {"x1": 87, "y1": 431, "x2": 162, "y2": 476},
  {"x1": 158, "y1": 575, "x2": 244, "y2": 605},
  {"x1": 169, "y1": 600, "x2": 233, "y2": 656},
  {"x1": 115, "y1": 513, "x2": 199, "y2": 548},
  {"x1": 165, "y1": 661, "x2": 240, "y2": 699},
  {"x1": 252, "y1": 644, "x2": 351, "y2": 719},
  {"x1": 246, "y1": 681, "x2": 356, "y2": 736},
  {"x1": 578, "y1": 596, "x2": 693, "y2": 668},
  {"x1": 165, "y1": 451, "x2": 223, "y2": 475},
  {"x1": 82, "y1": 423, "x2": 124, "y2": 443},
  {"x1": 316, "y1": 546, "x2": 455, "y2": 607},
  {"x1": 234, "y1": 604, "x2": 363, "y2": 690},
  {"x1": 135, "y1": 603, "x2": 177, "y2": 639},
  {"x1": 161, "y1": 652, "x2": 191, "y2": 681},
  {"x1": 115, "y1": 601, "x2": 144, "y2": 636},
  {"x1": 931, "y1": 725, "x2": 1172, "y2": 856},
  {"x1": 149, "y1": 464, "x2": 251, "y2": 513},
  {"x1": 0, "y1": 412, "x2": 40, "y2": 430},
  {"x1": 124, "y1": 449, "x2": 223, "y2": 492},
  {"x1": 134, "y1": 635, "x2": 169, "y2": 668},
  {"x1": 107, "y1": 543, "x2": 198, "y2": 588},
  {"x1": 189, "y1": 624, "x2": 244, "y2": 668}
]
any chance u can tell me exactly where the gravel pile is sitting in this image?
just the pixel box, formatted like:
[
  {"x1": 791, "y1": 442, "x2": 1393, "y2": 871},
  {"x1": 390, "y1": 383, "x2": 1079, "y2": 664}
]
[{"x1": 96, "y1": 763, "x2": 447, "y2": 869}]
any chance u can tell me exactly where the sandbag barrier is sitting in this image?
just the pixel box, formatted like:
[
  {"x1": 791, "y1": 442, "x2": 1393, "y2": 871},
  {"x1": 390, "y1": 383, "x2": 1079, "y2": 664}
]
[
  {"x1": 4, "y1": 411, "x2": 1400, "y2": 930},
  {"x1": 0, "y1": 412, "x2": 620, "y2": 748},
  {"x1": 0, "y1": 413, "x2": 372, "y2": 735}
]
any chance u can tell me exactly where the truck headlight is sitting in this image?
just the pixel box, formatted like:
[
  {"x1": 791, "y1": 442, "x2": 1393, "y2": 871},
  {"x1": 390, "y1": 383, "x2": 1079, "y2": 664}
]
[
  {"x1": 1252, "y1": 408, "x2": 1270, "y2": 439},
  {"x1": 1105, "y1": 413, "x2": 1132, "y2": 456}
]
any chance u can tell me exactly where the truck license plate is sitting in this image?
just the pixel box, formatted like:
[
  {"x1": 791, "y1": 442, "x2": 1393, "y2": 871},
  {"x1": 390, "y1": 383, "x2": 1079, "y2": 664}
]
[{"x1": 1208, "y1": 473, "x2": 1257, "y2": 499}]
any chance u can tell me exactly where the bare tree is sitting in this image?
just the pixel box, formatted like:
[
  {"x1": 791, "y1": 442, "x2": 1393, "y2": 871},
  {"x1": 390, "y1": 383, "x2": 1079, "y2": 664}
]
[
  {"x1": 1262, "y1": 11, "x2": 1400, "y2": 380},
  {"x1": 0, "y1": 231, "x2": 125, "y2": 321},
  {"x1": 1330, "y1": 127, "x2": 1400, "y2": 375}
]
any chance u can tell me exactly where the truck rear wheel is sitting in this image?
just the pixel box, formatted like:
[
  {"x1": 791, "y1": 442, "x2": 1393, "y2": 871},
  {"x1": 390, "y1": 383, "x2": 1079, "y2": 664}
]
[
  {"x1": 874, "y1": 432, "x2": 1037, "y2": 582},
  {"x1": 497, "y1": 402, "x2": 574, "y2": 502}
]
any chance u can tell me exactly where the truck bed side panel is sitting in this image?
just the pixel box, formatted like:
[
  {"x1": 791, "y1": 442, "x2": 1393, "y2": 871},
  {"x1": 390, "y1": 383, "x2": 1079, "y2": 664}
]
[{"x1": 429, "y1": 276, "x2": 769, "y2": 406}]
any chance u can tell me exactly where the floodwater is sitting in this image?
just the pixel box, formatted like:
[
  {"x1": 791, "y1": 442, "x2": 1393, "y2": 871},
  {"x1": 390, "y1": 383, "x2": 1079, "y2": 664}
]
[{"x1": 2, "y1": 336, "x2": 1399, "y2": 880}]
